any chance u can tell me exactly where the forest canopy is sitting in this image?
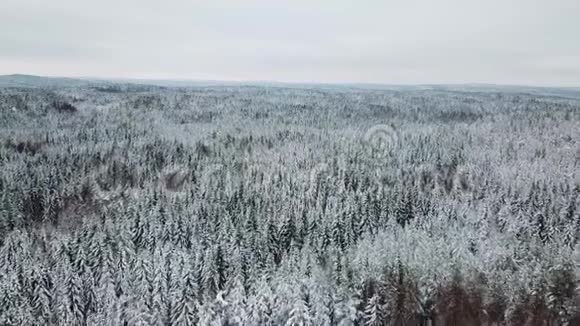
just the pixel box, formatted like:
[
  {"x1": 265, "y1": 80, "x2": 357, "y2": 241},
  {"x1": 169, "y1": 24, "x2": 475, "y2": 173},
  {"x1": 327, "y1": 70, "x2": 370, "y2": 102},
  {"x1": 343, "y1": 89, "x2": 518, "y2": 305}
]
[{"x1": 0, "y1": 84, "x2": 579, "y2": 325}]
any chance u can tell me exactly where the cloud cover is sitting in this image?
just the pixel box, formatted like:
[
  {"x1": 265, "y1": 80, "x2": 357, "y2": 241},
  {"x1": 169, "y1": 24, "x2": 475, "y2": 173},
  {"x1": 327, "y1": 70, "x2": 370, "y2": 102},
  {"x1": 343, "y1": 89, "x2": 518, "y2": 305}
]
[{"x1": 1, "y1": 0, "x2": 579, "y2": 86}]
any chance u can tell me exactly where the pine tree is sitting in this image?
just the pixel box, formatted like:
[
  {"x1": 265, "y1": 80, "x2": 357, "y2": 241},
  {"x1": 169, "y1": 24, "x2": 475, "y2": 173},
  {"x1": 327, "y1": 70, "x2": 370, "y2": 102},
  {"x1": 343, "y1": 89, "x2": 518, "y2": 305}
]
[
  {"x1": 30, "y1": 271, "x2": 52, "y2": 325},
  {"x1": 267, "y1": 218, "x2": 282, "y2": 266},
  {"x1": 171, "y1": 285, "x2": 199, "y2": 326},
  {"x1": 82, "y1": 275, "x2": 98, "y2": 324},
  {"x1": 66, "y1": 271, "x2": 85, "y2": 325},
  {"x1": 214, "y1": 245, "x2": 229, "y2": 293},
  {"x1": 395, "y1": 190, "x2": 414, "y2": 227},
  {"x1": 332, "y1": 218, "x2": 346, "y2": 251},
  {"x1": 364, "y1": 293, "x2": 385, "y2": 326},
  {"x1": 281, "y1": 214, "x2": 297, "y2": 252},
  {"x1": 248, "y1": 278, "x2": 275, "y2": 326},
  {"x1": 286, "y1": 295, "x2": 312, "y2": 326}
]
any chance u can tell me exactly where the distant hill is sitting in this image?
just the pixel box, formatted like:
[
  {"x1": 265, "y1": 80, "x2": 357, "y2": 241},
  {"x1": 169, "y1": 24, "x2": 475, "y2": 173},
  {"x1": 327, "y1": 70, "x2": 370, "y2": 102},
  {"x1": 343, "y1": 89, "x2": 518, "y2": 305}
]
[
  {"x1": 1, "y1": 74, "x2": 579, "y2": 99},
  {"x1": 421, "y1": 83, "x2": 580, "y2": 100},
  {"x1": 342, "y1": 83, "x2": 580, "y2": 99},
  {"x1": 0, "y1": 74, "x2": 104, "y2": 88}
]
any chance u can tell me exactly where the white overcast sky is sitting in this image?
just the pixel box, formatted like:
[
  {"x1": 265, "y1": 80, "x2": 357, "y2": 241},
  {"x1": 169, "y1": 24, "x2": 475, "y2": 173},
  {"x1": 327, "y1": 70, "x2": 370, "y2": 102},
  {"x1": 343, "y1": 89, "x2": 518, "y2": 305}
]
[{"x1": 1, "y1": 0, "x2": 579, "y2": 86}]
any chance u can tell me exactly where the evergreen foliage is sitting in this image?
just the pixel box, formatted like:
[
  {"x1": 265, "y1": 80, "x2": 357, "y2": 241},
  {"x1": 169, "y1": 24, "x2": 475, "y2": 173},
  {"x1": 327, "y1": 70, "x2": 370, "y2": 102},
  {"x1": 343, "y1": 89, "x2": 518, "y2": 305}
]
[{"x1": 0, "y1": 85, "x2": 579, "y2": 324}]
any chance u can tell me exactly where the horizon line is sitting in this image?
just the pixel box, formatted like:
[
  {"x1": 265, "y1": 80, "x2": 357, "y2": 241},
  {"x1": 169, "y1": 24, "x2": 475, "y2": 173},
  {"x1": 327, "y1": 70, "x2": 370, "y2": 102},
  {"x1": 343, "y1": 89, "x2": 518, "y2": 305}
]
[{"x1": 2, "y1": 73, "x2": 579, "y2": 90}]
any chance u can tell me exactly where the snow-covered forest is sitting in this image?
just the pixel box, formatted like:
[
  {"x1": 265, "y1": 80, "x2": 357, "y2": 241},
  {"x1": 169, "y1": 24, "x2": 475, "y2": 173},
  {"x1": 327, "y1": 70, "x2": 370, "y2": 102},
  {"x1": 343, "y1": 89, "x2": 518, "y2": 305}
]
[{"x1": 0, "y1": 84, "x2": 579, "y2": 325}]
